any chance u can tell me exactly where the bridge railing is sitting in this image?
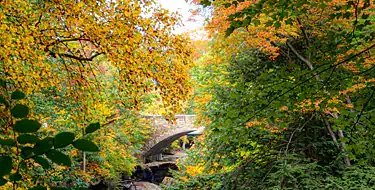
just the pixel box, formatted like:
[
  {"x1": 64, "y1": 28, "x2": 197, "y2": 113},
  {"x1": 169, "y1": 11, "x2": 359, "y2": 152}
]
[{"x1": 142, "y1": 115, "x2": 196, "y2": 128}]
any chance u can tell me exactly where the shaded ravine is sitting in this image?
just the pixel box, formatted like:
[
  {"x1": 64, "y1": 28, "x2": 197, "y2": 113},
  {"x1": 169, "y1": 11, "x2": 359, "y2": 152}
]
[{"x1": 90, "y1": 152, "x2": 186, "y2": 189}]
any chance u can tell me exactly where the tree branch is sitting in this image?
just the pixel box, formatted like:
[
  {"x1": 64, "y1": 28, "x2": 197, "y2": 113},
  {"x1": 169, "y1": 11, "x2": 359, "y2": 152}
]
[
  {"x1": 355, "y1": 86, "x2": 375, "y2": 126},
  {"x1": 45, "y1": 38, "x2": 94, "y2": 49},
  {"x1": 297, "y1": 18, "x2": 311, "y2": 60},
  {"x1": 281, "y1": 41, "x2": 375, "y2": 168},
  {"x1": 286, "y1": 41, "x2": 314, "y2": 71},
  {"x1": 49, "y1": 51, "x2": 103, "y2": 61}
]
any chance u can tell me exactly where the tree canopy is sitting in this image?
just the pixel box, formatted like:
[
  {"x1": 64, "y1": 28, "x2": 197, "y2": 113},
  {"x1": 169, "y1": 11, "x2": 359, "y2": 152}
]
[
  {"x1": 0, "y1": 0, "x2": 192, "y2": 188},
  {"x1": 2, "y1": 0, "x2": 375, "y2": 189},
  {"x1": 167, "y1": 0, "x2": 375, "y2": 189}
]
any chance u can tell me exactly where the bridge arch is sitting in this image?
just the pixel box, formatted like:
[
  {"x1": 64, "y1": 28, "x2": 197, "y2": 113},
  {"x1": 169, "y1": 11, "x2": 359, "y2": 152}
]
[{"x1": 142, "y1": 115, "x2": 200, "y2": 159}]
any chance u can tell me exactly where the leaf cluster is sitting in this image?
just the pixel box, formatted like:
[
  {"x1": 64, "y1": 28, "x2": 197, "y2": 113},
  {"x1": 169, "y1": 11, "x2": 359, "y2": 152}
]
[{"x1": 0, "y1": 81, "x2": 100, "y2": 189}]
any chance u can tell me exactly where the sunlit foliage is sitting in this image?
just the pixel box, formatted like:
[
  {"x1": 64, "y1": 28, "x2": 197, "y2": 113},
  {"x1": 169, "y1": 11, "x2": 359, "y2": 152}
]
[{"x1": 0, "y1": 0, "x2": 192, "y2": 188}]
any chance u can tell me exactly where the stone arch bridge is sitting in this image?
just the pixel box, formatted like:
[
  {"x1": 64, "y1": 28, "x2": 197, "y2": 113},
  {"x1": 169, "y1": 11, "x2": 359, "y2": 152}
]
[{"x1": 141, "y1": 115, "x2": 203, "y2": 161}]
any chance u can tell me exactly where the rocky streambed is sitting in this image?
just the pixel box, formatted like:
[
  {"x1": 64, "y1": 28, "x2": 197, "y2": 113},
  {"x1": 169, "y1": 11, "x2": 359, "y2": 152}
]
[{"x1": 91, "y1": 152, "x2": 186, "y2": 189}]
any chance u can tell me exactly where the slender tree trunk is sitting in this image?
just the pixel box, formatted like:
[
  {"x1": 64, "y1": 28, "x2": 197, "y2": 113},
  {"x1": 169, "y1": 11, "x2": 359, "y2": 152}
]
[
  {"x1": 286, "y1": 37, "x2": 351, "y2": 167},
  {"x1": 82, "y1": 128, "x2": 86, "y2": 172},
  {"x1": 83, "y1": 152, "x2": 86, "y2": 172}
]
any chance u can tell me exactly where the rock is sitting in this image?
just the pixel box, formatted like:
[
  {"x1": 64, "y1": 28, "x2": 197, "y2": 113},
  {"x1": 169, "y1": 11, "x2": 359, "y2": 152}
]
[
  {"x1": 89, "y1": 180, "x2": 108, "y2": 190},
  {"x1": 161, "y1": 177, "x2": 174, "y2": 186},
  {"x1": 134, "y1": 182, "x2": 162, "y2": 190}
]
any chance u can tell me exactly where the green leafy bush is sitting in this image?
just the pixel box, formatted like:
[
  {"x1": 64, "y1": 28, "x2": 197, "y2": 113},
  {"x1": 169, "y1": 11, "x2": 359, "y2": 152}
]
[{"x1": 0, "y1": 79, "x2": 100, "y2": 189}]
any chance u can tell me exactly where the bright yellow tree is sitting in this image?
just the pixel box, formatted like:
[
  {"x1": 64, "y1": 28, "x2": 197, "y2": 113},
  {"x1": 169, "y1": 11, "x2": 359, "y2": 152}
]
[{"x1": 0, "y1": 0, "x2": 192, "y2": 188}]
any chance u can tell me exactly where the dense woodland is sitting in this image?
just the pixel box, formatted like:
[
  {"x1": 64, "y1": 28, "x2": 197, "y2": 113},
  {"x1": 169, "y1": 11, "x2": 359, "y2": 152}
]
[{"x1": 1, "y1": 0, "x2": 375, "y2": 189}]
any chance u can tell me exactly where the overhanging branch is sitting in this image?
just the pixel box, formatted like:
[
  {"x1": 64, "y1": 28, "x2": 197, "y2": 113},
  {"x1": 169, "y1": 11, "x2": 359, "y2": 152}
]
[
  {"x1": 286, "y1": 41, "x2": 314, "y2": 70},
  {"x1": 47, "y1": 50, "x2": 103, "y2": 61},
  {"x1": 57, "y1": 52, "x2": 103, "y2": 61}
]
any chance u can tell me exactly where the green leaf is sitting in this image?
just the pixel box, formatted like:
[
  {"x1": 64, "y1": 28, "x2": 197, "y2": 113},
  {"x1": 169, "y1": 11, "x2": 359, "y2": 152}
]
[
  {"x1": 366, "y1": 82, "x2": 372, "y2": 88},
  {"x1": 199, "y1": 0, "x2": 211, "y2": 6},
  {"x1": 224, "y1": 119, "x2": 232, "y2": 127},
  {"x1": 0, "y1": 79, "x2": 5, "y2": 88},
  {"x1": 9, "y1": 173, "x2": 22, "y2": 181},
  {"x1": 19, "y1": 162, "x2": 27, "y2": 170},
  {"x1": 29, "y1": 185, "x2": 47, "y2": 190},
  {"x1": 33, "y1": 156, "x2": 50, "y2": 170},
  {"x1": 318, "y1": 3, "x2": 327, "y2": 9},
  {"x1": 51, "y1": 187, "x2": 69, "y2": 190},
  {"x1": 273, "y1": 21, "x2": 281, "y2": 28},
  {"x1": 0, "y1": 138, "x2": 16, "y2": 146},
  {"x1": 11, "y1": 104, "x2": 29, "y2": 118},
  {"x1": 227, "y1": 107, "x2": 239, "y2": 119},
  {"x1": 0, "y1": 178, "x2": 7, "y2": 186},
  {"x1": 21, "y1": 147, "x2": 34, "y2": 159},
  {"x1": 242, "y1": 17, "x2": 251, "y2": 26},
  {"x1": 285, "y1": 18, "x2": 293, "y2": 25},
  {"x1": 73, "y1": 139, "x2": 99, "y2": 152},
  {"x1": 85, "y1": 122, "x2": 100, "y2": 134},
  {"x1": 17, "y1": 134, "x2": 39, "y2": 144},
  {"x1": 33, "y1": 137, "x2": 53, "y2": 155},
  {"x1": 54, "y1": 132, "x2": 75, "y2": 148},
  {"x1": 0, "y1": 96, "x2": 7, "y2": 106},
  {"x1": 253, "y1": 19, "x2": 261, "y2": 26},
  {"x1": 270, "y1": 115, "x2": 275, "y2": 122},
  {"x1": 225, "y1": 26, "x2": 235, "y2": 37},
  {"x1": 13, "y1": 119, "x2": 41, "y2": 133},
  {"x1": 0, "y1": 156, "x2": 12, "y2": 177},
  {"x1": 265, "y1": 21, "x2": 274, "y2": 27},
  {"x1": 46, "y1": 150, "x2": 71, "y2": 167},
  {"x1": 362, "y1": 13, "x2": 370, "y2": 20},
  {"x1": 280, "y1": 11, "x2": 288, "y2": 19},
  {"x1": 11, "y1": 90, "x2": 25, "y2": 100}
]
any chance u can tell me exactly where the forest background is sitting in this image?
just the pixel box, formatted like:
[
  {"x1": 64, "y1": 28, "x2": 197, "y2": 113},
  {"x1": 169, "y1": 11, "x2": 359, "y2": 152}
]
[{"x1": 1, "y1": 0, "x2": 375, "y2": 189}]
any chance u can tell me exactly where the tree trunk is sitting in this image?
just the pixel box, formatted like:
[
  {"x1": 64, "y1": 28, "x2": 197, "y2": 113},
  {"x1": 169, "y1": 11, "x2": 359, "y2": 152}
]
[{"x1": 286, "y1": 39, "x2": 351, "y2": 167}]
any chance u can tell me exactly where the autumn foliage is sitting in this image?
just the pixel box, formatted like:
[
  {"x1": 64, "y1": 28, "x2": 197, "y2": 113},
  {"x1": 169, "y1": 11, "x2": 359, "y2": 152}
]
[
  {"x1": 169, "y1": 0, "x2": 375, "y2": 189},
  {"x1": 0, "y1": 0, "x2": 192, "y2": 188}
]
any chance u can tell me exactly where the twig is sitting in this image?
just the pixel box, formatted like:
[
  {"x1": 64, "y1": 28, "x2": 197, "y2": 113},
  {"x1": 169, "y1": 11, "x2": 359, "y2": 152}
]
[
  {"x1": 296, "y1": 18, "x2": 311, "y2": 60},
  {"x1": 354, "y1": 86, "x2": 375, "y2": 126},
  {"x1": 285, "y1": 114, "x2": 316, "y2": 155}
]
